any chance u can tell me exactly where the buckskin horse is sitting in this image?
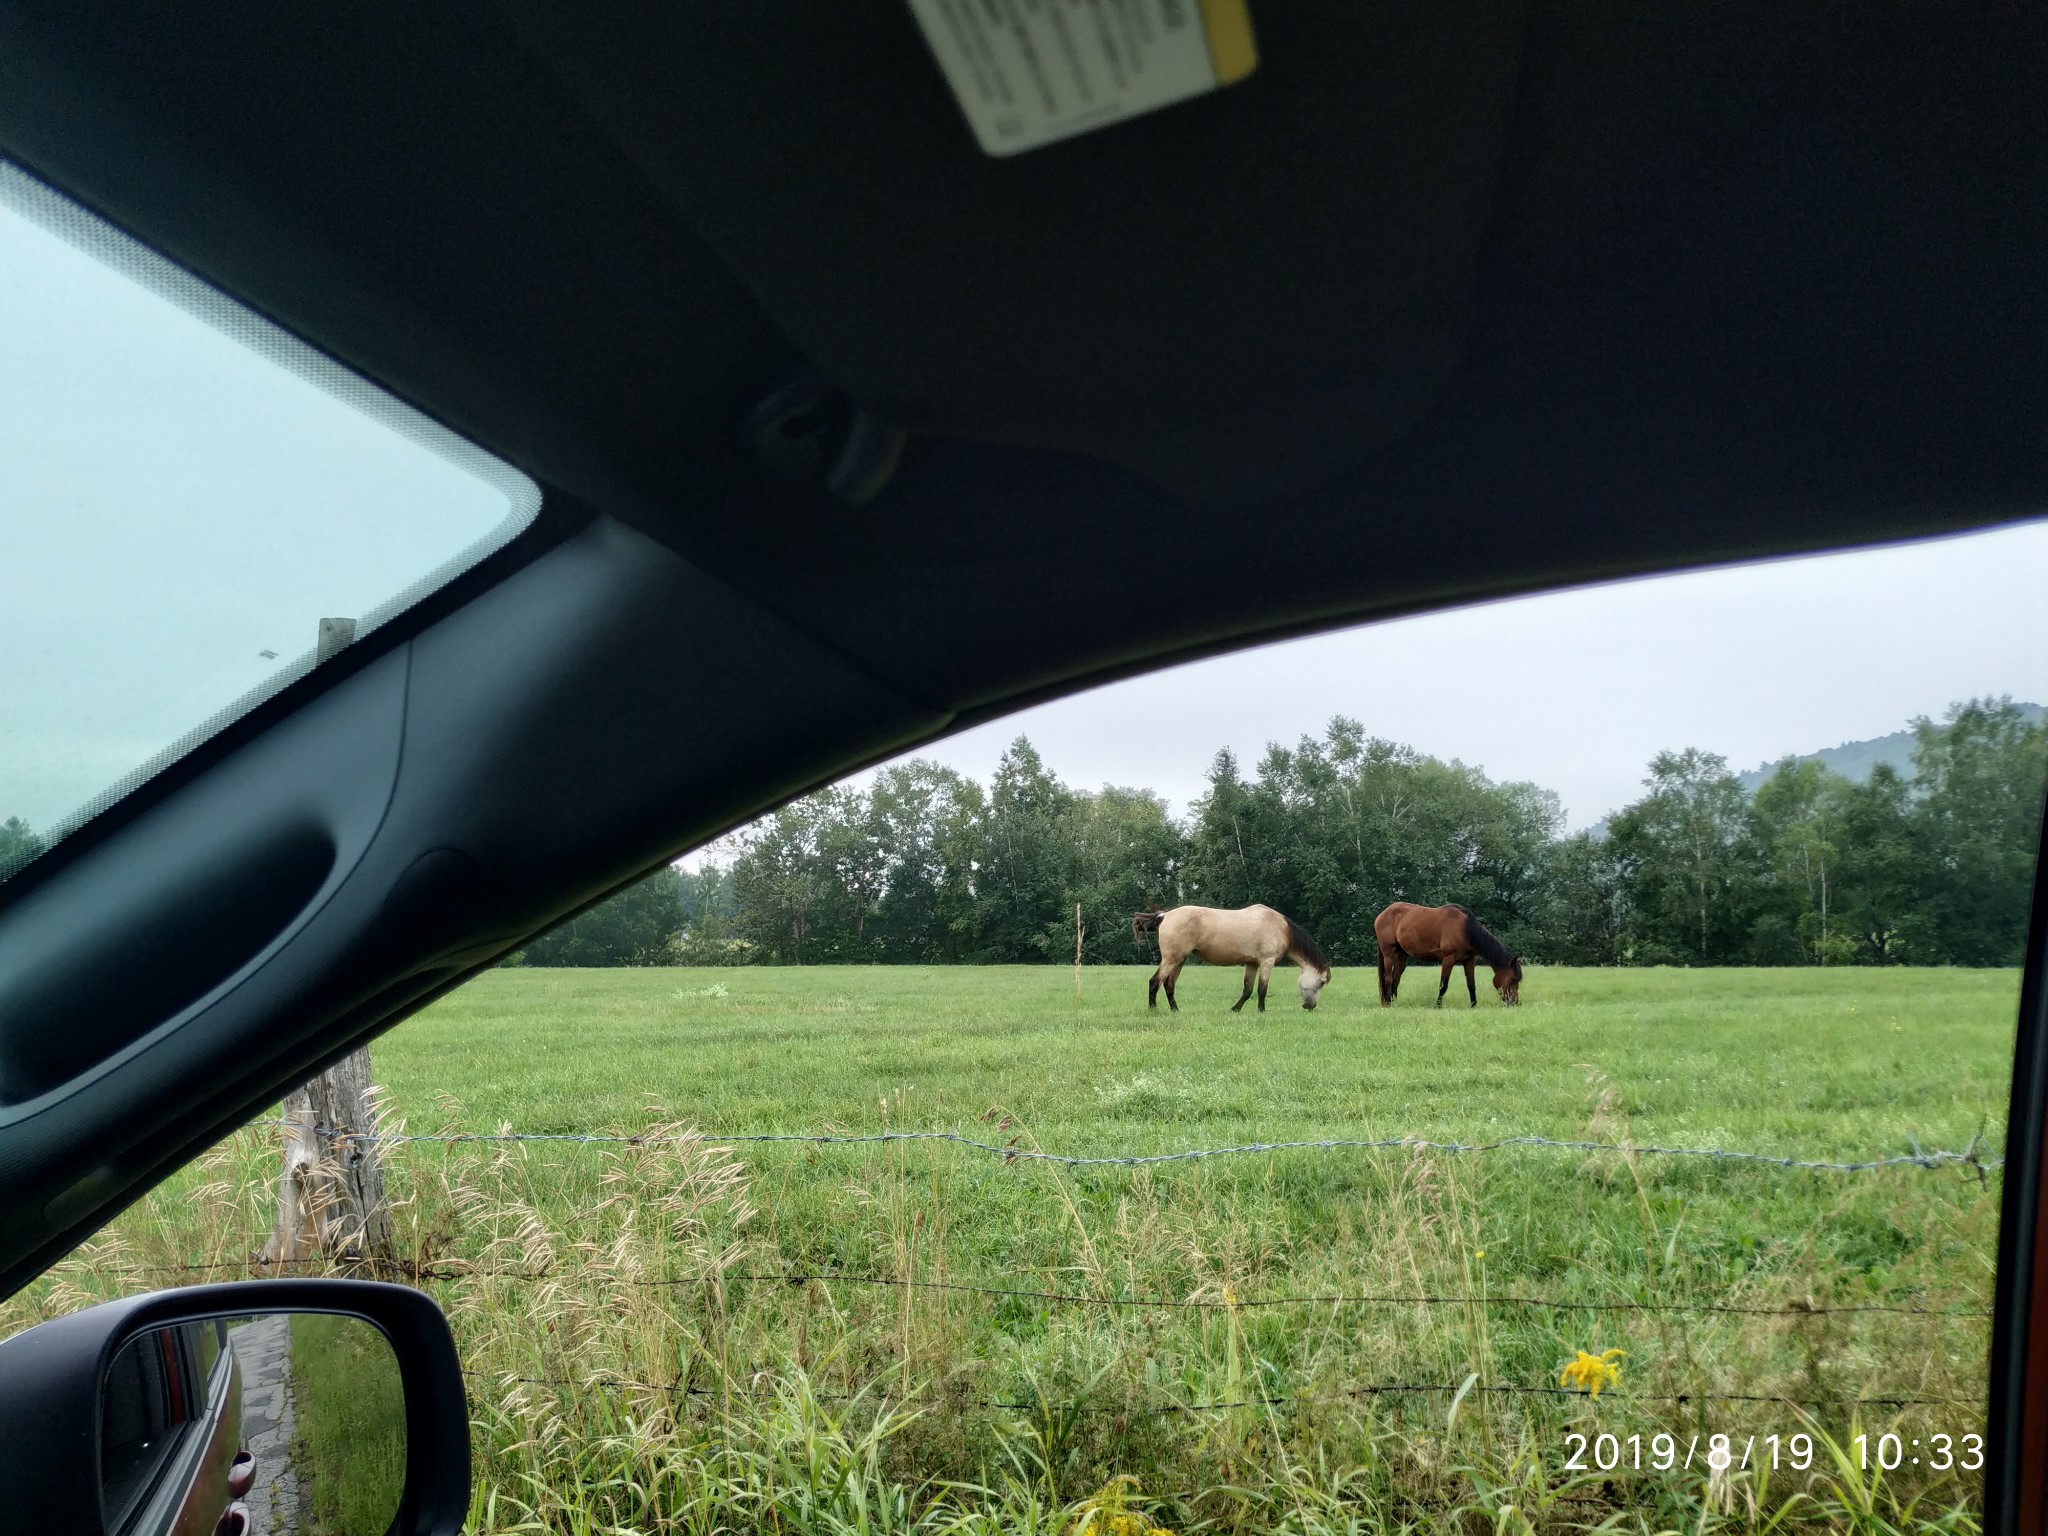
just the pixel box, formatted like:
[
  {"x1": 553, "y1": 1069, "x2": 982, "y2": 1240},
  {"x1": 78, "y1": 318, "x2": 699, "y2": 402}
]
[
  {"x1": 1373, "y1": 902, "x2": 1523, "y2": 1007},
  {"x1": 1133, "y1": 904, "x2": 1332, "y2": 1012}
]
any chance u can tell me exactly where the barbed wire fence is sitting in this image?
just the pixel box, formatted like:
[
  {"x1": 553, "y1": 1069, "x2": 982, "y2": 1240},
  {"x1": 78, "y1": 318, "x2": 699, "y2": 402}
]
[
  {"x1": 455, "y1": 1368, "x2": 1977, "y2": 1414},
  {"x1": 293, "y1": 1121, "x2": 2004, "y2": 1176},
  {"x1": 124, "y1": 1252, "x2": 1997, "y2": 1320},
  {"x1": 53, "y1": 1115, "x2": 2000, "y2": 1422}
]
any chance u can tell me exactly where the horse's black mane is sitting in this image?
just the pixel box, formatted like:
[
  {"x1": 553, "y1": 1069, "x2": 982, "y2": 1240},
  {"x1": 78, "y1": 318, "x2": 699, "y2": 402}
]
[
  {"x1": 1285, "y1": 916, "x2": 1330, "y2": 972},
  {"x1": 1459, "y1": 908, "x2": 1517, "y2": 970}
]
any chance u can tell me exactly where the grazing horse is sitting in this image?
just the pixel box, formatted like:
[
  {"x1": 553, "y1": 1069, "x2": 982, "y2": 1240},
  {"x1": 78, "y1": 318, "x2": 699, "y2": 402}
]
[
  {"x1": 1134, "y1": 904, "x2": 1332, "y2": 1012},
  {"x1": 1373, "y1": 902, "x2": 1523, "y2": 1007}
]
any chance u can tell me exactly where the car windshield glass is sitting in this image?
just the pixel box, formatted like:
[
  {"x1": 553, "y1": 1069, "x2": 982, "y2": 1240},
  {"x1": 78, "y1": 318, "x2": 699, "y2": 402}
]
[{"x1": 0, "y1": 161, "x2": 540, "y2": 884}]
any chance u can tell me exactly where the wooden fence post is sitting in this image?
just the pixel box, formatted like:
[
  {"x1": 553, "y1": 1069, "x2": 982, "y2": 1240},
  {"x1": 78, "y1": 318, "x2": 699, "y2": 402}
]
[
  {"x1": 261, "y1": 1049, "x2": 394, "y2": 1266},
  {"x1": 1073, "y1": 902, "x2": 1084, "y2": 1001},
  {"x1": 261, "y1": 616, "x2": 394, "y2": 1268}
]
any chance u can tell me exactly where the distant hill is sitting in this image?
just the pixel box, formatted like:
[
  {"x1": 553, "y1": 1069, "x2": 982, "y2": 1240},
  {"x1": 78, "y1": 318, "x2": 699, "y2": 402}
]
[{"x1": 1736, "y1": 702, "x2": 2045, "y2": 793}]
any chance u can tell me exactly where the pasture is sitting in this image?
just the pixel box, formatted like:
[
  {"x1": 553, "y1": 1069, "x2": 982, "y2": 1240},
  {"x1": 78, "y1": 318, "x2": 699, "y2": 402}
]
[{"x1": 4, "y1": 964, "x2": 2019, "y2": 1533}]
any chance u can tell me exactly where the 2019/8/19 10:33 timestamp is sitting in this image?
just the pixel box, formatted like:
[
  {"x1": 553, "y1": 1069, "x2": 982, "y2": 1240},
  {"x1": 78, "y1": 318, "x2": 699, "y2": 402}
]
[{"x1": 1562, "y1": 1431, "x2": 1984, "y2": 1474}]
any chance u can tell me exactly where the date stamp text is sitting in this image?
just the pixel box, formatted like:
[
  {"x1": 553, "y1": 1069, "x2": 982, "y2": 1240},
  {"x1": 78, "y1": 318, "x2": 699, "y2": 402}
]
[{"x1": 1560, "y1": 1430, "x2": 1983, "y2": 1475}]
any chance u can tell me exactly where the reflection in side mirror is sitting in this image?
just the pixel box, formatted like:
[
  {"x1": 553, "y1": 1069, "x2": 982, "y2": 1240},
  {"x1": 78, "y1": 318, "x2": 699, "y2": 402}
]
[
  {"x1": 100, "y1": 1313, "x2": 405, "y2": 1536},
  {"x1": 1, "y1": 1279, "x2": 464, "y2": 1534}
]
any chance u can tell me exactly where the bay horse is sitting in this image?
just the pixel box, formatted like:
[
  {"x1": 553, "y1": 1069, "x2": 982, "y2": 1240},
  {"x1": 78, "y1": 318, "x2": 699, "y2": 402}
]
[
  {"x1": 1373, "y1": 902, "x2": 1522, "y2": 1007},
  {"x1": 1133, "y1": 904, "x2": 1331, "y2": 1012}
]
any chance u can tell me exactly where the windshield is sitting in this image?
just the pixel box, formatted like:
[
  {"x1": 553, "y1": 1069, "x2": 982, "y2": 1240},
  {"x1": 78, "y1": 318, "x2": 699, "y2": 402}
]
[{"x1": 0, "y1": 161, "x2": 539, "y2": 883}]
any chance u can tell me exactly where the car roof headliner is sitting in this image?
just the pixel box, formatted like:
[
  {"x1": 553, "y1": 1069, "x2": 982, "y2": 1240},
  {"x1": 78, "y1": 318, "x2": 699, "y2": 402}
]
[{"x1": 4, "y1": 0, "x2": 2042, "y2": 730}]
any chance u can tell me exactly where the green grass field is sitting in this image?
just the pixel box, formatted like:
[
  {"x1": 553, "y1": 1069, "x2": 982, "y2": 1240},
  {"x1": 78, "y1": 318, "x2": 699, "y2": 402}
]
[
  {"x1": 4, "y1": 964, "x2": 2019, "y2": 1533},
  {"x1": 390, "y1": 962, "x2": 2015, "y2": 1158},
  {"x1": 288, "y1": 1312, "x2": 408, "y2": 1535}
]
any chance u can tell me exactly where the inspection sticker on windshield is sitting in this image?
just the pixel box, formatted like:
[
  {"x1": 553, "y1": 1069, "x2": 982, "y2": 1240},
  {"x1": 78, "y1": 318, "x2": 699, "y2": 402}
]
[{"x1": 908, "y1": 0, "x2": 1257, "y2": 157}]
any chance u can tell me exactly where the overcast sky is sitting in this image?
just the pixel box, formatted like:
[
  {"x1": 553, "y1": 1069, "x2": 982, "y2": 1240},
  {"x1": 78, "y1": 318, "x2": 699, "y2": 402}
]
[{"x1": 812, "y1": 522, "x2": 2048, "y2": 840}]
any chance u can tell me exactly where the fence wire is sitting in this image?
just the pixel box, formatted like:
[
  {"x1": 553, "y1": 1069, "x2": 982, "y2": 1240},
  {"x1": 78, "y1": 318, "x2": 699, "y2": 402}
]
[
  {"x1": 112, "y1": 1254, "x2": 1994, "y2": 1320},
  {"x1": 52, "y1": 1116, "x2": 1994, "y2": 1435},
  {"x1": 298, "y1": 1122, "x2": 2002, "y2": 1176},
  {"x1": 460, "y1": 1367, "x2": 1973, "y2": 1415}
]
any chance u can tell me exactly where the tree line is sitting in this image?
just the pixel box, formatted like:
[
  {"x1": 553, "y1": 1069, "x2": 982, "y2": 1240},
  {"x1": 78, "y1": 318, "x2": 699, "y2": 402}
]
[
  {"x1": 496, "y1": 696, "x2": 2045, "y2": 970},
  {"x1": 8, "y1": 700, "x2": 2036, "y2": 969},
  {"x1": 0, "y1": 816, "x2": 40, "y2": 883}
]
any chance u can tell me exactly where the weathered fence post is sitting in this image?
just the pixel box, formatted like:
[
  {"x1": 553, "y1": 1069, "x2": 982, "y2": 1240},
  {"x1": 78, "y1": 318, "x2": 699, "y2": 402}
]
[
  {"x1": 261, "y1": 617, "x2": 394, "y2": 1268},
  {"x1": 261, "y1": 1050, "x2": 394, "y2": 1266},
  {"x1": 1073, "y1": 903, "x2": 1084, "y2": 1000}
]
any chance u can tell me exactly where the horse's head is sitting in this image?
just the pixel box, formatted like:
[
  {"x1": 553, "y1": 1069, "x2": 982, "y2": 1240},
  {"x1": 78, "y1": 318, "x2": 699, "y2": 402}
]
[
  {"x1": 1298, "y1": 965, "x2": 1332, "y2": 1010},
  {"x1": 1493, "y1": 957, "x2": 1524, "y2": 1006}
]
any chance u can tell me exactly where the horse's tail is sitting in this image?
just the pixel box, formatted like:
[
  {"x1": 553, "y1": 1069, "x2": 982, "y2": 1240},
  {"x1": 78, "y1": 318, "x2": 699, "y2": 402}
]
[{"x1": 1132, "y1": 910, "x2": 1165, "y2": 947}]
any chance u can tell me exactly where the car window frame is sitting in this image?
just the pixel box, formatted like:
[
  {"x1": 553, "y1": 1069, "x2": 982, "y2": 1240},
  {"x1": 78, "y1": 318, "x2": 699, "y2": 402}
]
[{"x1": 0, "y1": 158, "x2": 591, "y2": 919}]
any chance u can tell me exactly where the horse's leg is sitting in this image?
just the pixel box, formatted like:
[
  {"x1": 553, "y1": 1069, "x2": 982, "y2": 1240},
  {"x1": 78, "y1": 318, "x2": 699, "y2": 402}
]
[
  {"x1": 1231, "y1": 963, "x2": 1255, "y2": 1013},
  {"x1": 1257, "y1": 957, "x2": 1274, "y2": 1012},
  {"x1": 1436, "y1": 959, "x2": 1454, "y2": 1008},
  {"x1": 1154, "y1": 936, "x2": 1185, "y2": 1010},
  {"x1": 1465, "y1": 957, "x2": 1478, "y2": 1008}
]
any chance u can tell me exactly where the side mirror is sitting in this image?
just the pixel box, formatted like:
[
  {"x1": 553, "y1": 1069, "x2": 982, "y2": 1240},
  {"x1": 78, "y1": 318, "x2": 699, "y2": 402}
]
[{"x1": 0, "y1": 1279, "x2": 468, "y2": 1534}]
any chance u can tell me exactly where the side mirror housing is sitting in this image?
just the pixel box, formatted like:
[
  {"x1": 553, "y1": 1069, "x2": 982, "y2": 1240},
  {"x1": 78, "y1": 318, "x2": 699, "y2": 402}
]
[{"x1": 0, "y1": 1279, "x2": 469, "y2": 1534}]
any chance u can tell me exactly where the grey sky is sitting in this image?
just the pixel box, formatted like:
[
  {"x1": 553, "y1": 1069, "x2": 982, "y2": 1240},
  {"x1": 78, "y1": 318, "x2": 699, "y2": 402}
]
[
  {"x1": 826, "y1": 522, "x2": 2048, "y2": 837},
  {"x1": 1, "y1": 180, "x2": 527, "y2": 836}
]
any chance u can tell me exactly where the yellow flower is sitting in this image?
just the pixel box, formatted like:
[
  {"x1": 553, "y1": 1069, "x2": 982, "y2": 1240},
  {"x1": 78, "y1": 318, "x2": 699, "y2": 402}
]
[
  {"x1": 1559, "y1": 1348, "x2": 1626, "y2": 1399},
  {"x1": 1221, "y1": 1284, "x2": 1238, "y2": 1309},
  {"x1": 1073, "y1": 1477, "x2": 1173, "y2": 1536},
  {"x1": 1474, "y1": 1250, "x2": 1486, "y2": 1261}
]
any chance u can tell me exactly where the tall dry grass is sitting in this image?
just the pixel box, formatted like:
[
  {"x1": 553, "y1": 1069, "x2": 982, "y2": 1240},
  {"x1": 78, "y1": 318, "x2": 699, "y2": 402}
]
[{"x1": 0, "y1": 1092, "x2": 1993, "y2": 1535}]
